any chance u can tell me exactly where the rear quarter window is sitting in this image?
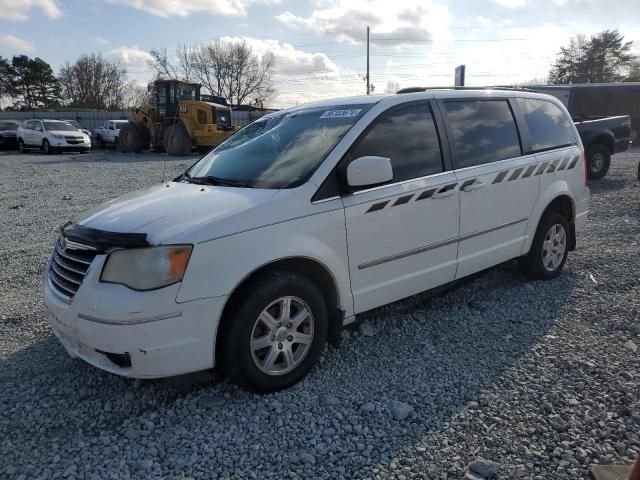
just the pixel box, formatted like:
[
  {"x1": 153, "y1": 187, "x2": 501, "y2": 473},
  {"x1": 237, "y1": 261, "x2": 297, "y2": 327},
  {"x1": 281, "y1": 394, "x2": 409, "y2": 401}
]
[
  {"x1": 444, "y1": 100, "x2": 522, "y2": 168},
  {"x1": 516, "y1": 98, "x2": 577, "y2": 152}
]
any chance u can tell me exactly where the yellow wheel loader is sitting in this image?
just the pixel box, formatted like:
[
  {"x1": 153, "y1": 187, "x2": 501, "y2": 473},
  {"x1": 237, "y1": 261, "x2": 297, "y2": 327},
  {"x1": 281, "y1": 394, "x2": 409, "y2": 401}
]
[{"x1": 117, "y1": 80, "x2": 238, "y2": 155}]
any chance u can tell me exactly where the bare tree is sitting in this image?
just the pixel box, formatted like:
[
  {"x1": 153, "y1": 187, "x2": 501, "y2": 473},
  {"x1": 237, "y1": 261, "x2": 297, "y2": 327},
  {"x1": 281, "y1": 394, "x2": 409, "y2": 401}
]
[
  {"x1": 59, "y1": 53, "x2": 128, "y2": 110},
  {"x1": 384, "y1": 81, "x2": 400, "y2": 93},
  {"x1": 148, "y1": 48, "x2": 179, "y2": 81},
  {"x1": 122, "y1": 81, "x2": 151, "y2": 110},
  {"x1": 148, "y1": 39, "x2": 276, "y2": 106}
]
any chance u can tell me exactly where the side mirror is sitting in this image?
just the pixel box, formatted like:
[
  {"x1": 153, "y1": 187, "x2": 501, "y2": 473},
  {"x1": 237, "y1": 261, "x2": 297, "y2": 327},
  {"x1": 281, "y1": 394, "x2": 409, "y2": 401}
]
[{"x1": 346, "y1": 156, "x2": 393, "y2": 189}]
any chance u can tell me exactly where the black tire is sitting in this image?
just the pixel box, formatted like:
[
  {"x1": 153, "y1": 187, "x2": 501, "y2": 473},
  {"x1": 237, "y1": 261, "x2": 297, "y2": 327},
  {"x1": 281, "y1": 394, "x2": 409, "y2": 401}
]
[
  {"x1": 117, "y1": 122, "x2": 149, "y2": 153},
  {"x1": 96, "y1": 135, "x2": 104, "y2": 148},
  {"x1": 18, "y1": 139, "x2": 25, "y2": 153},
  {"x1": 217, "y1": 271, "x2": 328, "y2": 393},
  {"x1": 42, "y1": 139, "x2": 52, "y2": 155},
  {"x1": 163, "y1": 124, "x2": 193, "y2": 156},
  {"x1": 519, "y1": 212, "x2": 570, "y2": 280},
  {"x1": 586, "y1": 144, "x2": 611, "y2": 180}
]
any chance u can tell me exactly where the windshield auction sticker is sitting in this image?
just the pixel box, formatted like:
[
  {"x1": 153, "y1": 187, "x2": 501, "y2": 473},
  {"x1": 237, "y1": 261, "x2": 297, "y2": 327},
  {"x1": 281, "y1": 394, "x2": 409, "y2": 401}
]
[{"x1": 320, "y1": 109, "x2": 362, "y2": 119}]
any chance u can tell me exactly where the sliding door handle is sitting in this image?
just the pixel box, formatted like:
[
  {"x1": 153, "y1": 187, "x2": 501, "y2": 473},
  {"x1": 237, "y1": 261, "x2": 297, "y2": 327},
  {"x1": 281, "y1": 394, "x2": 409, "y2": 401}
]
[{"x1": 462, "y1": 181, "x2": 485, "y2": 193}]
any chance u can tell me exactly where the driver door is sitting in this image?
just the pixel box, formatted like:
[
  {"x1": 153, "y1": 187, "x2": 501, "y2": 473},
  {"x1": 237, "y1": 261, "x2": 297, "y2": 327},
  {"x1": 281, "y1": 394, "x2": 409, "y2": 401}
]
[{"x1": 342, "y1": 102, "x2": 460, "y2": 313}]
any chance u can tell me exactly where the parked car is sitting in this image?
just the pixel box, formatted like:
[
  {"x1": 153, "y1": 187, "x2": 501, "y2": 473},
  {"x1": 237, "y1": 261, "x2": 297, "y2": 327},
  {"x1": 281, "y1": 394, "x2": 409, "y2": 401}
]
[
  {"x1": 575, "y1": 115, "x2": 633, "y2": 180},
  {"x1": 17, "y1": 119, "x2": 91, "y2": 154},
  {"x1": 0, "y1": 120, "x2": 19, "y2": 149},
  {"x1": 93, "y1": 120, "x2": 130, "y2": 148},
  {"x1": 44, "y1": 89, "x2": 589, "y2": 392}
]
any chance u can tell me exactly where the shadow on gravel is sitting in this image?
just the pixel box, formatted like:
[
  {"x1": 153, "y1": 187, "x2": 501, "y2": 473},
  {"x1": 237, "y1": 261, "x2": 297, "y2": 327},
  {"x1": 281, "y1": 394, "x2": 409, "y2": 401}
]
[
  {"x1": 0, "y1": 261, "x2": 578, "y2": 479},
  {"x1": 588, "y1": 178, "x2": 627, "y2": 194}
]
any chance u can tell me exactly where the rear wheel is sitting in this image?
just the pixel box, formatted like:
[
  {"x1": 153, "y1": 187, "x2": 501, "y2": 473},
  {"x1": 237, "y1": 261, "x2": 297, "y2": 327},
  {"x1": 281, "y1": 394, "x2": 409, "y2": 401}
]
[
  {"x1": 586, "y1": 144, "x2": 611, "y2": 180},
  {"x1": 218, "y1": 271, "x2": 328, "y2": 393},
  {"x1": 96, "y1": 135, "x2": 104, "y2": 148},
  {"x1": 117, "y1": 122, "x2": 149, "y2": 153},
  {"x1": 519, "y1": 212, "x2": 570, "y2": 280},
  {"x1": 163, "y1": 124, "x2": 193, "y2": 156}
]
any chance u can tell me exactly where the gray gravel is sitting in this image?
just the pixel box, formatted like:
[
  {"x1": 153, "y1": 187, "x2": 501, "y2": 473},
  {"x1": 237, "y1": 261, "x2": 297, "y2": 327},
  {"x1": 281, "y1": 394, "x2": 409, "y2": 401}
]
[{"x1": 1, "y1": 148, "x2": 639, "y2": 479}]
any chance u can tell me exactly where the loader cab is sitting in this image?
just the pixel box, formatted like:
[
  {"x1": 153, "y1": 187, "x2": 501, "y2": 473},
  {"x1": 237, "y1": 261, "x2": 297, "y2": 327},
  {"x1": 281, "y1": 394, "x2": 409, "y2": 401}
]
[{"x1": 155, "y1": 80, "x2": 201, "y2": 118}]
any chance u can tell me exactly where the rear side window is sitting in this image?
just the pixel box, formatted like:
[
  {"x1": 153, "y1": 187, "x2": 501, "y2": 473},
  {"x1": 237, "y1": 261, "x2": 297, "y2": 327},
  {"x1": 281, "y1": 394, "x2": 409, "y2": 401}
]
[
  {"x1": 349, "y1": 104, "x2": 443, "y2": 183},
  {"x1": 444, "y1": 100, "x2": 521, "y2": 168},
  {"x1": 516, "y1": 98, "x2": 577, "y2": 152}
]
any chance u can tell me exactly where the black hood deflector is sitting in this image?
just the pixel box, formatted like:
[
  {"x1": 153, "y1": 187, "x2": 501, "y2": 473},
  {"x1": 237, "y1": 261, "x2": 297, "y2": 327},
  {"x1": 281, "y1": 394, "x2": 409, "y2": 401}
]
[{"x1": 61, "y1": 222, "x2": 149, "y2": 252}]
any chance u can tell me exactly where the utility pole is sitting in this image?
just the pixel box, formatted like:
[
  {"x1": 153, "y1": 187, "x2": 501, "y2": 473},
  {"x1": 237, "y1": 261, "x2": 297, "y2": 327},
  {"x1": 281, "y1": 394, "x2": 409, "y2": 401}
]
[{"x1": 366, "y1": 26, "x2": 370, "y2": 95}]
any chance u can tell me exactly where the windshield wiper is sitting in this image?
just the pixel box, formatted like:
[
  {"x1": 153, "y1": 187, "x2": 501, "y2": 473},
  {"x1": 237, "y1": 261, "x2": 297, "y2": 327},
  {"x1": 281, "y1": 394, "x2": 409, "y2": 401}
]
[{"x1": 190, "y1": 175, "x2": 254, "y2": 188}]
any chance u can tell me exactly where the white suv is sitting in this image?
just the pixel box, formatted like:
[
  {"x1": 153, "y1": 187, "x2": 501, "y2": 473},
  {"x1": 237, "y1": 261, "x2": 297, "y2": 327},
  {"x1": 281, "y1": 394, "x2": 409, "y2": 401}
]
[
  {"x1": 17, "y1": 119, "x2": 91, "y2": 154},
  {"x1": 44, "y1": 89, "x2": 589, "y2": 392}
]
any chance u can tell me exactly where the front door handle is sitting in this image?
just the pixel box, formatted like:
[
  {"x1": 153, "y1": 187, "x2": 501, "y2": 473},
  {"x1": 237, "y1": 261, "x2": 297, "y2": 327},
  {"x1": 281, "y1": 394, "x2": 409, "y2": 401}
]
[{"x1": 461, "y1": 181, "x2": 485, "y2": 193}]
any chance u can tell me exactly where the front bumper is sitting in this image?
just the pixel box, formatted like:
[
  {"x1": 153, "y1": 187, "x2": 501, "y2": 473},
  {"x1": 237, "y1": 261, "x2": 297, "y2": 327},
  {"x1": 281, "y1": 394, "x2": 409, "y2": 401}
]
[
  {"x1": 0, "y1": 136, "x2": 17, "y2": 147},
  {"x1": 44, "y1": 258, "x2": 227, "y2": 378}
]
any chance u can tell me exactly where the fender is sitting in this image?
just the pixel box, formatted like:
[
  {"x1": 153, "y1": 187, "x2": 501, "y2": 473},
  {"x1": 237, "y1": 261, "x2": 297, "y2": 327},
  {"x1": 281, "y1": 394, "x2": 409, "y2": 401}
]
[
  {"x1": 520, "y1": 180, "x2": 574, "y2": 255},
  {"x1": 176, "y1": 207, "x2": 354, "y2": 318}
]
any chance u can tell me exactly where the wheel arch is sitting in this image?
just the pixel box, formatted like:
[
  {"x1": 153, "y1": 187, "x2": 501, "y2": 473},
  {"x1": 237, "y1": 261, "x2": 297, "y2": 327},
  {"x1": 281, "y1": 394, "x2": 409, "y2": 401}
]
[
  {"x1": 215, "y1": 256, "x2": 343, "y2": 361},
  {"x1": 523, "y1": 186, "x2": 576, "y2": 255},
  {"x1": 588, "y1": 133, "x2": 615, "y2": 154}
]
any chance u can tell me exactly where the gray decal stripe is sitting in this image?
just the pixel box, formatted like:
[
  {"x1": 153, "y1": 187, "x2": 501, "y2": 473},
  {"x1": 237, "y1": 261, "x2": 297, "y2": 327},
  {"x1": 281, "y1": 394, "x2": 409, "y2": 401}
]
[
  {"x1": 567, "y1": 155, "x2": 579, "y2": 169},
  {"x1": 521, "y1": 165, "x2": 537, "y2": 178},
  {"x1": 366, "y1": 201, "x2": 389, "y2": 213},
  {"x1": 535, "y1": 162, "x2": 548, "y2": 175},
  {"x1": 393, "y1": 194, "x2": 413, "y2": 206},
  {"x1": 508, "y1": 167, "x2": 524, "y2": 181},
  {"x1": 546, "y1": 160, "x2": 558, "y2": 173},
  {"x1": 556, "y1": 157, "x2": 569, "y2": 170},
  {"x1": 416, "y1": 188, "x2": 436, "y2": 201},
  {"x1": 492, "y1": 171, "x2": 508, "y2": 183},
  {"x1": 358, "y1": 217, "x2": 528, "y2": 270}
]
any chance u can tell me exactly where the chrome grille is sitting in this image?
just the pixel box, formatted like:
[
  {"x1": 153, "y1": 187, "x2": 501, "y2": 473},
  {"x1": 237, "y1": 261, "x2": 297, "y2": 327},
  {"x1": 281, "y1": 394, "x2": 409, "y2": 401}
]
[{"x1": 48, "y1": 237, "x2": 97, "y2": 300}]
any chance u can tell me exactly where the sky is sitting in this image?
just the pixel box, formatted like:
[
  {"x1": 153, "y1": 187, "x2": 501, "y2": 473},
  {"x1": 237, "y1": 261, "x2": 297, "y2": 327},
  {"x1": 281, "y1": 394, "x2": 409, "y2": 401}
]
[{"x1": 2, "y1": 0, "x2": 640, "y2": 108}]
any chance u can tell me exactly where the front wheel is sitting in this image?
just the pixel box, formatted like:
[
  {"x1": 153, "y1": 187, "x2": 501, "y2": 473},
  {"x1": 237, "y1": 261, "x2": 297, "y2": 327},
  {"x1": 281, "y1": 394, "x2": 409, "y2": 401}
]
[
  {"x1": 18, "y1": 139, "x2": 25, "y2": 153},
  {"x1": 586, "y1": 144, "x2": 611, "y2": 180},
  {"x1": 218, "y1": 272, "x2": 328, "y2": 393},
  {"x1": 42, "y1": 139, "x2": 52, "y2": 155},
  {"x1": 519, "y1": 212, "x2": 570, "y2": 280}
]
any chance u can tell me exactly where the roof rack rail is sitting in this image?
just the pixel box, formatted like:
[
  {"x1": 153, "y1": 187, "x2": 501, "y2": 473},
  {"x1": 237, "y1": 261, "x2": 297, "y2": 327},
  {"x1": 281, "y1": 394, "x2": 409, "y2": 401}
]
[{"x1": 396, "y1": 85, "x2": 533, "y2": 94}]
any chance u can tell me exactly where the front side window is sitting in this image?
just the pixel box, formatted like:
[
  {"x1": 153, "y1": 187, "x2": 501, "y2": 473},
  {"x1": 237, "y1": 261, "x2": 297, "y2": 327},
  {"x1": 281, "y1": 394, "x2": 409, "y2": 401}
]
[
  {"x1": 187, "y1": 104, "x2": 372, "y2": 188},
  {"x1": 444, "y1": 100, "x2": 522, "y2": 168},
  {"x1": 349, "y1": 104, "x2": 443, "y2": 183},
  {"x1": 516, "y1": 98, "x2": 577, "y2": 152}
]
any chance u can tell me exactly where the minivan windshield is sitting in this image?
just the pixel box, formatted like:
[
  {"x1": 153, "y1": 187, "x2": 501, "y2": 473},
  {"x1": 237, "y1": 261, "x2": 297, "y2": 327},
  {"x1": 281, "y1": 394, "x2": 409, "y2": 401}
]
[
  {"x1": 186, "y1": 104, "x2": 372, "y2": 189},
  {"x1": 43, "y1": 121, "x2": 78, "y2": 132}
]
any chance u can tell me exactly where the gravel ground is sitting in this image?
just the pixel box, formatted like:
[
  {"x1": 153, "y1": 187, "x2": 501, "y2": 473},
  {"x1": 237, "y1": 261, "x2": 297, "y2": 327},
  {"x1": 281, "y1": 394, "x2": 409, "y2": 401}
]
[{"x1": 0, "y1": 149, "x2": 639, "y2": 480}]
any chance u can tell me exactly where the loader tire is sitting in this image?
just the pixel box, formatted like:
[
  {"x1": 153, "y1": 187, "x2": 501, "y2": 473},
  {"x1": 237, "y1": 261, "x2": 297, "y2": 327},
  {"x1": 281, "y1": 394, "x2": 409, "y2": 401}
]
[
  {"x1": 117, "y1": 122, "x2": 149, "y2": 154},
  {"x1": 163, "y1": 124, "x2": 193, "y2": 156}
]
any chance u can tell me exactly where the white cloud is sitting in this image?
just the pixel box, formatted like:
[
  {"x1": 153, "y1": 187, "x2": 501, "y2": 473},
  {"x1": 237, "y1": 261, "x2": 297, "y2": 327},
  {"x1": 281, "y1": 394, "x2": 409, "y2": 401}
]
[
  {"x1": 217, "y1": 36, "x2": 361, "y2": 108},
  {"x1": 106, "y1": 46, "x2": 154, "y2": 69},
  {"x1": 106, "y1": 0, "x2": 280, "y2": 18},
  {"x1": 0, "y1": 34, "x2": 35, "y2": 53},
  {"x1": 491, "y1": 0, "x2": 526, "y2": 7},
  {"x1": 96, "y1": 36, "x2": 111, "y2": 45},
  {"x1": 0, "y1": 0, "x2": 61, "y2": 21},
  {"x1": 276, "y1": 0, "x2": 451, "y2": 47}
]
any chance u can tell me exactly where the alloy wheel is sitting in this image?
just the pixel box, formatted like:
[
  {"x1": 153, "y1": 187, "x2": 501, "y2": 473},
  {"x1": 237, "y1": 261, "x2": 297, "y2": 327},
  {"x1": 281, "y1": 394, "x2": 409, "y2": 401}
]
[
  {"x1": 542, "y1": 223, "x2": 567, "y2": 272},
  {"x1": 250, "y1": 296, "x2": 314, "y2": 376}
]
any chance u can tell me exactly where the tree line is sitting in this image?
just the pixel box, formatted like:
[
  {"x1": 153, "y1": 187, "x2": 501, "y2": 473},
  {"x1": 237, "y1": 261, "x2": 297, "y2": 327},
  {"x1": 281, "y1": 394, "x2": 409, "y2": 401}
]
[
  {"x1": 0, "y1": 38, "x2": 276, "y2": 112},
  {"x1": 0, "y1": 53, "x2": 148, "y2": 111}
]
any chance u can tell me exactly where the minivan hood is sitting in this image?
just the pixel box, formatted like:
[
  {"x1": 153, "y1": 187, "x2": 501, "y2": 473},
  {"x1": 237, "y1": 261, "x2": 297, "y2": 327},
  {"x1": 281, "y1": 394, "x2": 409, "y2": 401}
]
[{"x1": 74, "y1": 181, "x2": 279, "y2": 244}]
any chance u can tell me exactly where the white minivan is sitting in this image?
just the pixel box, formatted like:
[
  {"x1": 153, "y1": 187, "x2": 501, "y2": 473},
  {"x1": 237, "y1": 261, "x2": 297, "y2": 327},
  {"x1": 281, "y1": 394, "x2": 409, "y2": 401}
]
[{"x1": 44, "y1": 89, "x2": 589, "y2": 392}]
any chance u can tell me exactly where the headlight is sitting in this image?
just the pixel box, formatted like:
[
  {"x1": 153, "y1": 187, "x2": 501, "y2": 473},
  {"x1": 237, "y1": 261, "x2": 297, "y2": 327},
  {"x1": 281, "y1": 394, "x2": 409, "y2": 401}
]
[{"x1": 101, "y1": 245, "x2": 192, "y2": 291}]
